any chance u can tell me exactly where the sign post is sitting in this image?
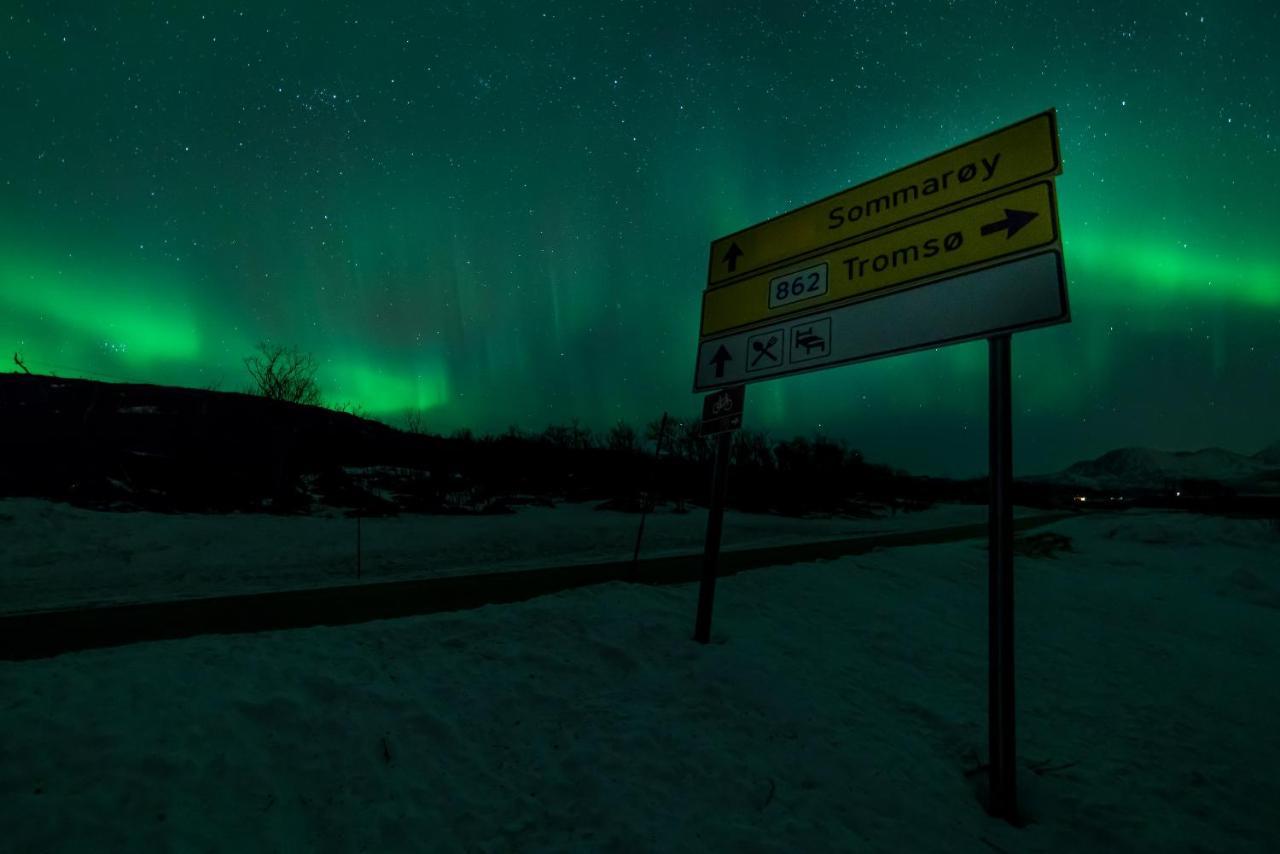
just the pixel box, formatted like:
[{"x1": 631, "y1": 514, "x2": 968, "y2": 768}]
[
  {"x1": 631, "y1": 412, "x2": 670, "y2": 580},
  {"x1": 689, "y1": 110, "x2": 1072, "y2": 822},
  {"x1": 694, "y1": 386, "x2": 744, "y2": 643},
  {"x1": 988, "y1": 334, "x2": 1016, "y2": 818},
  {"x1": 694, "y1": 430, "x2": 732, "y2": 644}
]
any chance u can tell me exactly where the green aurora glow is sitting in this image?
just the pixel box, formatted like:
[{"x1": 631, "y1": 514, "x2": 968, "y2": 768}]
[{"x1": 2, "y1": 1, "x2": 1276, "y2": 474}]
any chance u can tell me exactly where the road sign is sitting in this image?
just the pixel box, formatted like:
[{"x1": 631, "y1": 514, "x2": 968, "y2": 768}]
[
  {"x1": 700, "y1": 180, "x2": 1060, "y2": 338},
  {"x1": 707, "y1": 110, "x2": 1061, "y2": 287},
  {"x1": 700, "y1": 385, "x2": 744, "y2": 435},
  {"x1": 746, "y1": 329, "x2": 784, "y2": 372},
  {"x1": 691, "y1": 112, "x2": 1069, "y2": 820},
  {"x1": 693, "y1": 250, "x2": 1067, "y2": 391}
]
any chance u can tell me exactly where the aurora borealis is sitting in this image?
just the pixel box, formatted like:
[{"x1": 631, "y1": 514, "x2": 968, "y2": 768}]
[{"x1": 2, "y1": 2, "x2": 1277, "y2": 475}]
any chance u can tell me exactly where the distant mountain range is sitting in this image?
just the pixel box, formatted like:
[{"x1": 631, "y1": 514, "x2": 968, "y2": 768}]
[{"x1": 1033, "y1": 443, "x2": 1280, "y2": 495}]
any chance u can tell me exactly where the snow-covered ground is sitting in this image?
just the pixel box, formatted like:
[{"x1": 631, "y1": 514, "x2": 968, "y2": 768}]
[
  {"x1": 2, "y1": 510, "x2": 1277, "y2": 852},
  {"x1": 0, "y1": 499, "x2": 1028, "y2": 614}
]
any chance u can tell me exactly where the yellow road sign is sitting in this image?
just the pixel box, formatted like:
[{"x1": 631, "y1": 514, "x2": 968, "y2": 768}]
[
  {"x1": 700, "y1": 181, "x2": 1060, "y2": 338},
  {"x1": 707, "y1": 110, "x2": 1061, "y2": 287}
]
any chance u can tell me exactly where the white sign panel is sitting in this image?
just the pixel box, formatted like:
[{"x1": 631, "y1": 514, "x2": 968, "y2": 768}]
[{"x1": 693, "y1": 250, "x2": 1068, "y2": 391}]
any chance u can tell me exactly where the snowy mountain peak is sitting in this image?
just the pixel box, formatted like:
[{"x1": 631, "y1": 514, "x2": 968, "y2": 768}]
[
  {"x1": 1254, "y1": 441, "x2": 1280, "y2": 464},
  {"x1": 1049, "y1": 444, "x2": 1280, "y2": 492}
]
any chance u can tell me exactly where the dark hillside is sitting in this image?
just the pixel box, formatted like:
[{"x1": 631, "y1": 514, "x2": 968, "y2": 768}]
[{"x1": 0, "y1": 374, "x2": 970, "y2": 517}]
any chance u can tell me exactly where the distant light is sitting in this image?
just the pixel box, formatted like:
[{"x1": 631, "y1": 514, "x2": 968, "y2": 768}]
[{"x1": 1176, "y1": 491, "x2": 1181, "y2": 497}]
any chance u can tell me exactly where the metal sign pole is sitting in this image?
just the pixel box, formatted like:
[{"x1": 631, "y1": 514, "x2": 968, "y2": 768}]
[
  {"x1": 988, "y1": 333, "x2": 1017, "y2": 819},
  {"x1": 632, "y1": 412, "x2": 671, "y2": 579},
  {"x1": 694, "y1": 431, "x2": 732, "y2": 643}
]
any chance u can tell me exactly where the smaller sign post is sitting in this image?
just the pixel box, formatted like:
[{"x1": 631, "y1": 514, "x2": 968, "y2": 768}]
[
  {"x1": 631, "y1": 411, "x2": 670, "y2": 581},
  {"x1": 694, "y1": 386, "x2": 744, "y2": 643}
]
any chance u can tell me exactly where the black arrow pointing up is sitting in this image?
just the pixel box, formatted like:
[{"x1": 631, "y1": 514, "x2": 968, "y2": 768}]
[
  {"x1": 980, "y1": 208, "x2": 1038, "y2": 239},
  {"x1": 721, "y1": 242, "x2": 744, "y2": 272},
  {"x1": 709, "y1": 344, "x2": 732, "y2": 378}
]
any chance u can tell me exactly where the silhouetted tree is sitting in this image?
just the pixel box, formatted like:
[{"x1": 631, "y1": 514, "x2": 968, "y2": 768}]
[
  {"x1": 669, "y1": 414, "x2": 712, "y2": 464},
  {"x1": 403, "y1": 410, "x2": 428, "y2": 435},
  {"x1": 606, "y1": 420, "x2": 640, "y2": 453},
  {"x1": 773, "y1": 436, "x2": 812, "y2": 477},
  {"x1": 331, "y1": 401, "x2": 367, "y2": 418},
  {"x1": 812, "y1": 435, "x2": 847, "y2": 471},
  {"x1": 568, "y1": 418, "x2": 593, "y2": 450},
  {"x1": 644, "y1": 415, "x2": 668, "y2": 446},
  {"x1": 542, "y1": 418, "x2": 593, "y2": 450},
  {"x1": 244, "y1": 342, "x2": 321, "y2": 406},
  {"x1": 731, "y1": 429, "x2": 774, "y2": 470}
]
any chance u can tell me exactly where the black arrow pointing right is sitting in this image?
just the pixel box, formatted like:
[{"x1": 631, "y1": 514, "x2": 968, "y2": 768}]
[
  {"x1": 709, "y1": 344, "x2": 732, "y2": 378},
  {"x1": 980, "y1": 208, "x2": 1038, "y2": 239},
  {"x1": 721, "y1": 242, "x2": 744, "y2": 272}
]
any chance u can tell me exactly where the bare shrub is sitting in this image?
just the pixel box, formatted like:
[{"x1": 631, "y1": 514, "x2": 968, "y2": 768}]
[{"x1": 244, "y1": 342, "x2": 321, "y2": 406}]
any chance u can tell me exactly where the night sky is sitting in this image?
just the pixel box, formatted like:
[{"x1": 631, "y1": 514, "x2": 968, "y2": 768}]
[{"x1": 3, "y1": 2, "x2": 1277, "y2": 476}]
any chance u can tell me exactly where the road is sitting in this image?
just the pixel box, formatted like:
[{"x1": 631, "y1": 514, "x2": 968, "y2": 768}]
[{"x1": 1, "y1": 512, "x2": 1072, "y2": 660}]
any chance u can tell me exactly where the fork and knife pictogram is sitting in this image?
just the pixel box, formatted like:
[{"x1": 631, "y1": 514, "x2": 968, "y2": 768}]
[{"x1": 751, "y1": 335, "x2": 778, "y2": 366}]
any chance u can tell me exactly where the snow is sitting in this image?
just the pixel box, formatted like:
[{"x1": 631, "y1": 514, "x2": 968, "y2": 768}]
[
  {"x1": 2, "y1": 508, "x2": 1278, "y2": 851},
  {"x1": 0, "y1": 499, "x2": 1018, "y2": 614}
]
